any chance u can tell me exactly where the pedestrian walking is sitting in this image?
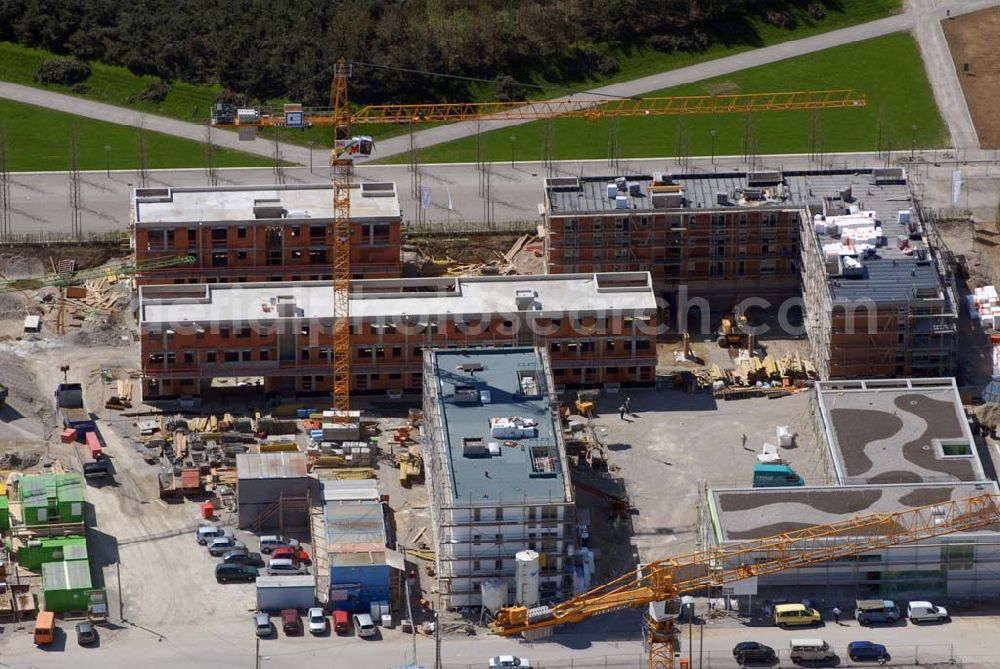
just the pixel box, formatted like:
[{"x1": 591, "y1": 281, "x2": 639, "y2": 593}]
[
  {"x1": 624, "y1": 396, "x2": 632, "y2": 414},
  {"x1": 832, "y1": 606, "x2": 841, "y2": 625},
  {"x1": 619, "y1": 404, "x2": 626, "y2": 420}
]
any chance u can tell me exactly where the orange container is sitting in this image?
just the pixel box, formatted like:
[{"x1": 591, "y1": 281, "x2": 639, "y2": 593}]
[{"x1": 201, "y1": 501, "x2": 214, "y2": 519}]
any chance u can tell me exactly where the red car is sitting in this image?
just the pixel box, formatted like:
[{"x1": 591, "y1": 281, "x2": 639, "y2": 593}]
[
  {"x1": 332, "y1": 609, "x2": 350, "y2": 634},
  {"x1": 272, "y1": 546, "x2": 312, "y2": 566}
]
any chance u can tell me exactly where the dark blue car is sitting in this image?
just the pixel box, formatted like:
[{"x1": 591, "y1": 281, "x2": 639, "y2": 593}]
[{"x1": 848, "y1": 641, "x2": 888, "y2": 662}]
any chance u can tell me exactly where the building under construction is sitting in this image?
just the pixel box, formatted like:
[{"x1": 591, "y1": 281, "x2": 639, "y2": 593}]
[{"x1": 422, "y1": 346, "x2": 576, "y2": 609}]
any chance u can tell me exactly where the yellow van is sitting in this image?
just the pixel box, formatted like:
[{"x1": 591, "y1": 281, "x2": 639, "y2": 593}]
[
  {"x1": 33, "y1": 611, "x2": 55, "y2": 645},
  {"x1": 774, "y1": 603, "x2": 821, "y2": 628}
]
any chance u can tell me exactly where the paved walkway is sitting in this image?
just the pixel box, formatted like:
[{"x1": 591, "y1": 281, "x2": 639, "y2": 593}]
[{"x1": 0, "y1": 81, "x2": 313, "y2": 165}]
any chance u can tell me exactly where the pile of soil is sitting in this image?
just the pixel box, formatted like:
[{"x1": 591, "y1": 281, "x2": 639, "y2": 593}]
[
  {"x1": 0, "y1": 451, "x2": 41, "y2": 470},
  {"x1": 67, "y1": 312, "x2": 129, "y2": 348},
  {"x1": 0, "y1": 254, "x2": 45, "y2": 279}
]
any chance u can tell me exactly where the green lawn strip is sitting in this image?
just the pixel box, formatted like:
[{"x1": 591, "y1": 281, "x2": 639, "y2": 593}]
[
  {"x1": 375, "y1": 33, "x2": 946, "y2": 164},
  {"x1": 0, "y1": 99, "x2": 271, "y2": 171},
  {"x1": 0, "y1": 0, "x2": 902, "y2": 150}
]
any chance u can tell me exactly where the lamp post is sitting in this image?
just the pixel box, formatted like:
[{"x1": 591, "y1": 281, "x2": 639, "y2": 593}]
[
  {"x1": 911, "y1": 125, "x2": 917, "y2": 160},
  {"x1": 307, "y1": 141, "x2": 315, "y2": 174},
  {"x1": 710, "y1": 130, "x2": 717, "y2": 166},
  {"x1": 509, "y1": 135, "x2": 516, "y2": 168},
  {"x1": 104, "y1": 145, "x2": 111, "y2": 178}
]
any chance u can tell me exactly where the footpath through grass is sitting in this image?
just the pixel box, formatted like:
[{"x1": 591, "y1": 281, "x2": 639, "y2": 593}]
[
  {"x1": 0, "y1": 0, "x2": 901, "y2": 149},
  {"x1": 379, "y1": 33, "x2": 946, "y2": 164},
  {"x1": 0, "y1": 99, "x2": 271, "y2": 172}
]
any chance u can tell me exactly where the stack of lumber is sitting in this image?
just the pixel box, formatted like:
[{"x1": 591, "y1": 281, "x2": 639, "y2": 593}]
[
  {"x1": 188, "y1": 415, "x2": 219, "y2": 432},
  {"x1": 106, "y1": 377, "x2": 134, "y2": 410},
  {"x1": 398, "y1": 446, "x2": 424, "y2": 486}
]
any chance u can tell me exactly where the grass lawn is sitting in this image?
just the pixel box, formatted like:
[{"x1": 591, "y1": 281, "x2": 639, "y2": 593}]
[
  {"x1": 0, "y1": 99, "x2": 271, "y2": 172},
  {"x1": 377, "y1": 32, "x2": 947, "y2": 164},
  {"x1": 0, "y1": 0, "x2": 901, "y2": 149}
]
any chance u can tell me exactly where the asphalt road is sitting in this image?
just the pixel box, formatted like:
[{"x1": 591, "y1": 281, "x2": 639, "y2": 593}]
[
  {"x1": 3, "y1": 148, "x2": 999, "y2": 241},
  {"x1": 0, "y1": 610, "x2": 997, "y2": 669}
]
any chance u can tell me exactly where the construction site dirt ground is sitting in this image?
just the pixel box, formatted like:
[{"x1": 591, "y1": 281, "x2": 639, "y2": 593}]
[{"x1": 942, "y1": 8, "x2": 1000, "y2": 150}]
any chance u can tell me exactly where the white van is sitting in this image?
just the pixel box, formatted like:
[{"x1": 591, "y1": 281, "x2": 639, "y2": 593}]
[
  {"x1": 266, "y1": 558, "x2": 308, "y2": 576},
  {"x1": 789, "y1": 639, "x2": 835, "y2": 663},
  {"x1": 353, "y1": 612, "x2": 377, "y2": 638},
  {"x1": 907, "y1": 601, "x2": 949, "y2": 623},
  {"x1": 196, "y1": 525, "x2": 225, "y2": 545},
  {"x1": 259, "y1": 535, "x2": 301, "y2": 554}
]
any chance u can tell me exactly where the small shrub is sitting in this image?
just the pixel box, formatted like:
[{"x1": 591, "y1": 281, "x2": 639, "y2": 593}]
[
  {"x1": 494, "y1": 74, "x2": 526, "y2": 102},
  {"x1": 766, "y1": 10, "x2": 796, "y2": 29},
  {"x1": 33, "y1": 58, "x2": 91, "y2": 86},
  {"x1": 649, "y1": 31, "x2": 709, "y2": 54},
  {"x1": 215, "y1": 89, "x2": 248, "y2": 107},
  {"x1": 128, "y1": 81, "x2": 171, "y2": 104},
  {"x1": 807, "y1": 2, "x2": 826, "y2": 19},
  {"x1": 70, "y1": 83, "x2": 89, "y2": 94},
  {"x1": 597, "y1": 55, "x2": 620, "y2": 76}
]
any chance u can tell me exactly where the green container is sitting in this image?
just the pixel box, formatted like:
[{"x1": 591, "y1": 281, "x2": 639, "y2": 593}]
[
  {"x1": 0, "y1": 495, "x2": 9, "y2": 530},
  {"x1": 18, "y1": 475, "x2": 57, "y2": 525},
  {"x1": 41, "y1": 559, "x2": 93, "y2": 613},
  {"x1": 55, "y1": 474, "x2": 85, "y2": 523},
  {"x1": 17, "y1": 535, "x2": 87, "y2": 571}
]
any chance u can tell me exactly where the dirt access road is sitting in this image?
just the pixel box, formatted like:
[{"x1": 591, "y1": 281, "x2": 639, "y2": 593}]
[{"x1": 942, "y1": 7, "x2": 1000, "y2": 149}]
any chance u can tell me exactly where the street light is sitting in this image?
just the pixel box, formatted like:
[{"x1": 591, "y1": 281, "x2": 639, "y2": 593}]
[
  {"x1": 509, "y1": 135, "x2": 516, "y2": 168},
  {"x1": 911, "y1": 124, "x2": 918, "y2": 160},
  {"x1": 104, "y1": 145, "x2": 111, "y2": 178},
  {"x1": 710, "y1": 130, "x2": 717, "y2": 166},
  {"x1": 307, "y1": 140, "x2": 315, "y2": 174}
]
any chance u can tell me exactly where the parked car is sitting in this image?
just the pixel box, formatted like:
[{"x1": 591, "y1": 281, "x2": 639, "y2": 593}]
[
  {"x1": 196, "y1": 525, "x2": 225, "y2": 545},
  {"x1": 259, "y1": 535, "x2": 301, "y2": 554},
  {"x1": 208, "y1": 536, "x2": 245, "y2": 556},
  {"x1": 308, "y1": 607, "x2": 327, "y2": 635},
  {"x1": 774, "y1": 603, "x2": 821, "y2": 628},
  {"x1": 332, "y1": 609, "x2": 350, "y2": 634},
  {"x1": 907, "y1": 601, "x2": 948, "y2": 623},
  {"x1": 75, "y1": 621, "x2": 98, "y2": 646},
  {"x1": 272, "y1": 546, "x2": 312, "y2": 566},
  {"x1": 855, "y1": 599, "x2": 899, "y2": 625},
  {"x1": 223, "y1": 550, "x2": 264, "y2": 567},
  {"x1": 266, "y1": 558, "x2": 309, "y2": 576},
  {"x1": 255, "y1": 613, "x2": 273, "y2": 638},
  {"x1": 848, "y1": 641, "x2": 889, "y2": 662},
  {"x1": 789, "y1": 639, "x2": 835, "y2": 664},
  {"x1": 281, "y1": 608, "x2": 301, "y2": 635},
  {"x1": 353, "y1": 613, "x2": 377, "y2": 638},
  {"x1": 732, "y1": 641, "x2": 777, "y2": 664},
  {"x1": 215, "y1": 563, "x2": 258, "y2": 583},
  {"x1": 488, "y1": 657, "x2": 531, "y2": 668}
]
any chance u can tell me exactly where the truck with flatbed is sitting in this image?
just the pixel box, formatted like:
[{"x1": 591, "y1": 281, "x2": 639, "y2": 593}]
[
  {"x1": 77, "y1": 431, "x2": 111, "y2": 479},
  {"x1": 55, "y1": 383, "x2": 95, "y2": 433}
]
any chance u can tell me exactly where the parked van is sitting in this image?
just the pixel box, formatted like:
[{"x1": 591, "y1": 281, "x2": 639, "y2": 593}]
[
  {"x1": 34, "y1": 611, "x2": 56, "y2": 645},
  {"x1": 907, "y1": 601, "x2": 949, "y2": 623},
  {"x1": 333, "y1": 609, "x2": 350, "y2": 634},
  {"x1": 774, "y1": 603, "x2": 821, "y2": 628},
  {"x1": 855, "y1": 599, "x2": 899, "y2": 625},
  {"x1": 266, "y1": 558, "x2": 308, "y2": 576},
  {"x1": 789, "y1": 639, "x2": 835, "y2": 663},
  {"x1": 196, "y1": 525, "x2": 225, "y2": 545}
]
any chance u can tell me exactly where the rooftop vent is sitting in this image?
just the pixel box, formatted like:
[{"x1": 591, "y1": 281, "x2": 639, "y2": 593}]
[
  {"x1": 615, "y1": 177, "x2": 628, "y2": 192},
  {"x1": 545, "y1": 176, "x2": 581, "y2": 193},
  {"x1": 652, "y1": 192, "x2": 685, "y2": 209},
  {"x1": 515, "y1": 289, "x2": 536, "y2": 310},
  {"x1": 253, "y1": 198, "x2": 285, "y2": 219},
  {"x1": 462, "y1": 437, "x2": 487, "y2": 458},
  {"x1": 614, "y1": 195, "x2": 629, "y2": 209},
  {"x1": 747, "y1": 170, "x2": 782, "y2": 186},
  {"x1": 627, "y1": 182, "x2": 642, "y2": 196},
  {"x1": 872, "y1": 167, "x2": 906, "y2": 185},
  {"x1": 606, "y1": 182, "x2": 618, "y2": 199},
  {"x1": 652, "y1": 172, "x2": 674, "y2": 186},
  {"x1": 717, "y1": 191, "x2": 729, "y2": 206},
  {"x1": 361, "y1": 182, "x2": 396, "y2": 198},
  {"x1": 839, "y1": 186, "x2": 853, "y2": 203},
  {"x1": 454, "y1": 385, "x2": 480, "y2": 404},
  {"x1": 275, "y1": 295, "x2": 297, "y2": 317}
]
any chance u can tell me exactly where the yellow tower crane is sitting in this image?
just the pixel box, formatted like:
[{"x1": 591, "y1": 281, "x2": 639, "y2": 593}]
[
  {"x1": 212, "y1": 69, "x2": 867, "y2": 415},
  {"x1": 488, "y1": 493, "x2": 1000, "y2": 669}
]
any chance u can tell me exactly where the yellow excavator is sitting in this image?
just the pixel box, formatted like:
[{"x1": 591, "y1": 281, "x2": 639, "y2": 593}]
[{"x1": 716, "y1": 313, "x2": 752, "y2": 349}]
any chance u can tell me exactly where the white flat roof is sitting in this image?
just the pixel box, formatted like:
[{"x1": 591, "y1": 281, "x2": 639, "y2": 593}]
[
  {"x1": 133, "y1": 183, "x2": 400, "y2": 224},
  {"x1": 139, "y1": 272, "x2": 658, "y2": 325}
]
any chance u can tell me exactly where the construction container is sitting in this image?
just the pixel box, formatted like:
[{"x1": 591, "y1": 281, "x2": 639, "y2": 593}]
[
  {"x1": 41, "y1": 559, "x2": 93, "y2": 612},
  {"x1": 60, "y1": 428, "x2": 77, "y2": 444},
  {"x1": 256, "y1": 575, "x2": 315, "y2": 612},
  {"x1": 325, "y1": 482, "x2": 390, "y2": 613},
  {"x1": 0, "y1": 495, "x2": 8, "y2": 530},
  {"x1": 55, "y1": 474, "x2": 85, "y2": 523},
  {"x1": 17, "y1": 535, "x2": 87, "y2": 571},
  {"x1": 201, "y1": 501, "x2": 214, "y2": 520},
  {"x1": 16, "y1": 474, "x2": 86, "y2": 525},
  {"x1": 236, "y1": 452, "x2": 311, "y2": 530}
]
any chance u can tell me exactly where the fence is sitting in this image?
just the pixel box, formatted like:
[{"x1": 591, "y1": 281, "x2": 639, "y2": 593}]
[{"x1": 438, "y1": 643, "x2": 957, "y2": 669}]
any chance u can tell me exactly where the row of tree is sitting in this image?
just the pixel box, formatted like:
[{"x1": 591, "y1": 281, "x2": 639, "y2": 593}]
[{"x1": 0, "y1": 0, "x2": 821, "y2": 104}]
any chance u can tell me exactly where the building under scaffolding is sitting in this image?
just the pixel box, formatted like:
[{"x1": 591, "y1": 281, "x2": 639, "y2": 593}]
[{"x1": 422, "y1": 347, "x2": 576, "y2": 609}]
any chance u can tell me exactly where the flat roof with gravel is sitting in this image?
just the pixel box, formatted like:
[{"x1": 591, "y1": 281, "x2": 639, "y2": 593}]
[
  {"x1": 133, "y1": 183, "x2": 400, "y2": 224},
  {"x1": 710, "y1": 481, "x2": 1000, "y2": 542},
  {"x1": 138, "y1": 272, "x2": 658, "y2": 326},
  {"x1": 817, "y1": 378, "x2": 983, "y2": 484}
]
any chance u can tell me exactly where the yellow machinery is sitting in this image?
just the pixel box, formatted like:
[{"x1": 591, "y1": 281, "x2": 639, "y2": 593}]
[
  {"x1": 211, "y1": 70, "x2": 868, "y2": 416},
  {"x1": 716, "y1": 314, "x2": 751, "y2": 349},
  {"x1": 490, "y1": 493, "x2": 1000, "y2": 669}
]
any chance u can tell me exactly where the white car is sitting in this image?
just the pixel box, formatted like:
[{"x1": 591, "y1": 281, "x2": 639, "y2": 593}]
[
  {"x1": 489, "y1": 656, "x2": 531, "y2": 668},
  {"x1": 353, "y1": 613, "x2": 377, "y2": 638},
  {"x1": 907, "y1": 600, "x2": 949, "y2": 623},
  {"x1": 307, "y1": 607, "x2": 327, "y2": 634}
]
